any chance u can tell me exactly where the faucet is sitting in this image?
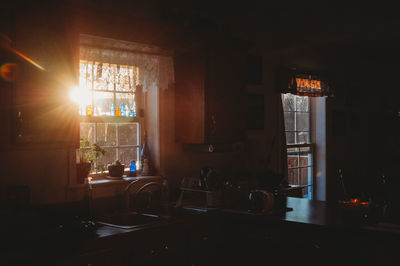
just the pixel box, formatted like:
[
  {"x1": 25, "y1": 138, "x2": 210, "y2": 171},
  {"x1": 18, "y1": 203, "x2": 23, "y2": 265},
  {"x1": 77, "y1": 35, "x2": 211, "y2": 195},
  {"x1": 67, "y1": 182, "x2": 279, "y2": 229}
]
[
  {"x1": 84, "y1": 177, "x2": 94, "y2": 221},
  {"x1": 124, "y1": 179, "x2": 166, "y2": 213},
  {"x1": 124, "y1": 179, "x2": 141, "y2": 212}
]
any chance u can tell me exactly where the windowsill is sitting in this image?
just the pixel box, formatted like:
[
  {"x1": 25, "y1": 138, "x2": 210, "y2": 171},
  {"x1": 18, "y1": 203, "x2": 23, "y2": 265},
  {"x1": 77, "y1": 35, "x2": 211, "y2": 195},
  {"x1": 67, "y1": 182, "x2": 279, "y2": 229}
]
[
  {"x1": 67, "y1": 175, "x2": 162, "y2": 189},
  {"x1": 80, "y1": 116, "x2": 144, "y2": 123}
]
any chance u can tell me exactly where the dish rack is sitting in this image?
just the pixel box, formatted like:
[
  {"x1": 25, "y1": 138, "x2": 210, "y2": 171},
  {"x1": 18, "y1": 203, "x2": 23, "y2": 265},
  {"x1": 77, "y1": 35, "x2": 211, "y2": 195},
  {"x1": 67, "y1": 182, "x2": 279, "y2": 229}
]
[{"x1": 178, "y1": 187, "x2": 221, "y2": 210}]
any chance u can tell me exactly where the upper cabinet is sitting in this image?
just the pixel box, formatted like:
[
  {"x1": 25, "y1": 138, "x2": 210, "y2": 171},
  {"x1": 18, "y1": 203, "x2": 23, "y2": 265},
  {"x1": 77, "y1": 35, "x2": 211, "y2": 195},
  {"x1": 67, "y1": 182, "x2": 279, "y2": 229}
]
[
  {"x1": 1, "y1": 4, "x2": 80, "y2": 150},
  {"x1": 175, "y1": 41, "x2": 246, "y2": 144}
]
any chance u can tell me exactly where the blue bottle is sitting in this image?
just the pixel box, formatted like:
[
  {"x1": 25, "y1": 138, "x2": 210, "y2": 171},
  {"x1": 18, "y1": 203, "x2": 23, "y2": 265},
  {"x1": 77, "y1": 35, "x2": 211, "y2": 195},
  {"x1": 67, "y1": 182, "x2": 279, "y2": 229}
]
[
  {"x1": 129, "y1": 160, "x2": 136, "y2": 177},
  {"x1": 120, "y1": 103, "x2": 126, "y2": 117},
  {"x1": 128, "y1": 107, "x2": 136, "y2": 117},
  {"x1": 110, "y1": 103, "x2": 116, "y2": 116}
]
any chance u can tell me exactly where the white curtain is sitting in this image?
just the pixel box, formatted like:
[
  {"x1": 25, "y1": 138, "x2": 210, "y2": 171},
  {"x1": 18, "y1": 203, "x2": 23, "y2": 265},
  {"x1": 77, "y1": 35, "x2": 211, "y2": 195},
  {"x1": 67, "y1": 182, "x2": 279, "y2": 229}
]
[{"x1": 79, "y1": 34, "x2": 175, "y2": 93}]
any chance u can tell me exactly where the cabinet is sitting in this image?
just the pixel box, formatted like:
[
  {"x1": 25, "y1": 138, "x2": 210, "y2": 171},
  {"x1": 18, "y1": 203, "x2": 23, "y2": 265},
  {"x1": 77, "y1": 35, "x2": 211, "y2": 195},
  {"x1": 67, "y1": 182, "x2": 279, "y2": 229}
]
[
  {"x1": 1, "y1": 4, "x2": 79, "y2": 150},
  {"x1": 128, "y1": 224, "x2": 186, "y2": 266},
  {"x1": 186, "y1": 215, "x2": 220, "y2": 266},
  {"x1": 58, "y1": 248, "x2": 125, "y2": 266},
  {"x1": 175, "y1": 41, "x2": 246, "y2": 144}
]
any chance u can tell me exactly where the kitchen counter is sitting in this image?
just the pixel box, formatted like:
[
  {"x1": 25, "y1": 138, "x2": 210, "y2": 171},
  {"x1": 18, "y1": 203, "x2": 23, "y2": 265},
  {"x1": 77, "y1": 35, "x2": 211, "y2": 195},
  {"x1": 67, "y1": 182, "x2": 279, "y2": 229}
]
[
  {"x1": 223, "y1": 197, "x2": 400, "y2": 234},
  {"x1": 281, "y1": 197, "x2": 400, "y2": 236},
  {"x1": 220, "y1": 197, "x2": 400, "y2": 266},
  {"x1": 0, "y1": 206, "x2": 211, "y2": 265},
  {"x1": 2, "y1": 197, "x2": 400, "y2": 265}
]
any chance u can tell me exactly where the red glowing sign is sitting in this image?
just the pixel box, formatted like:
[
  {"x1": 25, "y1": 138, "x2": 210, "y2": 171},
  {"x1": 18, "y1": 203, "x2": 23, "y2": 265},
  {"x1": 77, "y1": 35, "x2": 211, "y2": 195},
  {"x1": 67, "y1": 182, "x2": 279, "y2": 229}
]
[{"x1": 296, "y1": 78, "x2": 322, "y2": 91}]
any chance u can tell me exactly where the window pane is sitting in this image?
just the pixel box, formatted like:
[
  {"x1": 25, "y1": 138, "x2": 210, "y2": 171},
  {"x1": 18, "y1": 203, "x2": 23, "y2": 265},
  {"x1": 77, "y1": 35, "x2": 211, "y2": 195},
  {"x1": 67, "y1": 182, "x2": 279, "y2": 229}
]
[
  {"x1": 93, "y1": 91, "x2": 114, "y2": 116},
  {"x1": 299, "y1": 167, "x2": 312, "y2": 186},
  {"x1": 96, "y1": 123, "x2": 117, "y2": 146},
  {"x1": 284, "y1": 112, "x2": 294, "y2": 131},
  {"x1": 299, "y1": 147, "x2": 312, "y2": 166},
  {"x1": 97, "y1": 148, "x2": 116, "y2": 172},
  {"x1": 287, "y1": 147, "x2": 299, "y2": 168},
  {"x1": 296, "y1": 96, "x2": 309, "y2": 112},
  {"x1": 299, "y1": 156, "x2": 309, "y2": 167},
  {"x1": 296, "y1": 132, "x2": 310, "y2": 144},
  {"x1": 296, "y1": 112, "x2": 309, "y2": 131},
  {"x1": 282, "y1": 94, "x2": 295, "y2": 111},
  {"x1": 80, "y1": 122, "x2": 95, "y2": 144},
  {"x1": 118, "y1": 147, "x2": 139, "y2": 168},
  {"x1": 119, "y1": 123, "x2": 138, "y2": 145},
  {"x1": 288, "y1": 168, "x2": 299, "y2": 185},
  {"x1": 286, "y1": 132, "x2": 295, "y2": 144}
]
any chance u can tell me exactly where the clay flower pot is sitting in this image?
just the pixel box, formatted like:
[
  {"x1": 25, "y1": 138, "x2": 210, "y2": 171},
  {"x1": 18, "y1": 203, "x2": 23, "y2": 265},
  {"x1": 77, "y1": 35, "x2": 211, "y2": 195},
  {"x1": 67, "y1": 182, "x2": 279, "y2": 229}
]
[
  {"x1": 76, "y1": 162, "x2": 92, "y2": 184},
  {"x1": 108, "y1": 164, "x2": 125, "y2": 177}
]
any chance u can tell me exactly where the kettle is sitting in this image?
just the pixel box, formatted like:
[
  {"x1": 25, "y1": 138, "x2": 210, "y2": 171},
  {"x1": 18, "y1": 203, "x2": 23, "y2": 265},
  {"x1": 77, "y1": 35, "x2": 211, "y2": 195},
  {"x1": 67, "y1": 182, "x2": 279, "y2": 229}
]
[
  {"x1": 248, "y1": 189, "x2": 274, "y2": 213},
  {"x1": 199, "y1": 167, "x2": 219, "y2": 190}
]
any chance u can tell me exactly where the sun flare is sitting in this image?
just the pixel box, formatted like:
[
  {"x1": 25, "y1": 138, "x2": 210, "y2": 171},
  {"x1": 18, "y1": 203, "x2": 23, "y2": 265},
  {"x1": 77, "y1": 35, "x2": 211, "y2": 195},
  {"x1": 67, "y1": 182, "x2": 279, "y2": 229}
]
[{"x1": 68, "y1": 85, "x2": 91, "y2": 106}]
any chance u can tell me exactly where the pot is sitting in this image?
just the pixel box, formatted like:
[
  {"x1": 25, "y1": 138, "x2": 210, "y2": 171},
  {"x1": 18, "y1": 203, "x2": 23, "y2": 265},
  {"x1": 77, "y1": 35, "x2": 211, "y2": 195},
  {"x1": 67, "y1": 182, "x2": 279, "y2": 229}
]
[
  {"x1": 76, "y1": 162, "x2": 91, "y2": 184},
  {"x1": 248, "y1": 189, "x2": 274, "y2": 213},
  {"x1": 108, "y1": 164, "x2": 125, "y2": 177}
]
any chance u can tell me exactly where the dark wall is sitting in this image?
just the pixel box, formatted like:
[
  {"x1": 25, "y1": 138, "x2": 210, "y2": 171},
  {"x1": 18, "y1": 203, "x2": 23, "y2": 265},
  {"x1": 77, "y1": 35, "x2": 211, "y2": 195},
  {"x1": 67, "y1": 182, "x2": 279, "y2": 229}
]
[
  {"x1": 1, "y1": 0, "x2": 399, "y2": 204},
  {"x1": 322, "y1": 34, "x2": 400, "y2": 202}
]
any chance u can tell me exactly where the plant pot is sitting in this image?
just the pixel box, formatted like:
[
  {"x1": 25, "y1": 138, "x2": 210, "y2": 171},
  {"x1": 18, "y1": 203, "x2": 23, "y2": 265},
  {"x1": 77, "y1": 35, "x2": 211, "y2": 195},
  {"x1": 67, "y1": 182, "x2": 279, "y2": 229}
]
[
  {"x1": 76, "y1": 162, "x2": 91, "y2": 184},
  {"x1": 108, "y1": 164, "x2": 125, "y2": 177}
]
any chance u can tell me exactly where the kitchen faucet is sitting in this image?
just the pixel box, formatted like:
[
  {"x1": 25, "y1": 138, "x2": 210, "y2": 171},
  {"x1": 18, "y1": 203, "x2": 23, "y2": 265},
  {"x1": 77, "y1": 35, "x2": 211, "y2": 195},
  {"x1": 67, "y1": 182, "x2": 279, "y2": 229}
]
[
  {"x1": 84, "y1": 177, "x2": 94, "y2": 221},
  {"x1": 124, "y1": 179, "x2": 166, "y2": 214}
]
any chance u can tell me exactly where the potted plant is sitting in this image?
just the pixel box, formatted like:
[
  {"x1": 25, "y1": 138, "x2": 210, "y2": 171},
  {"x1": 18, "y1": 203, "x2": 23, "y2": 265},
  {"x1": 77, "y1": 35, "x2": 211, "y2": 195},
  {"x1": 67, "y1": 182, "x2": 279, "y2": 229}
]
[
  {"x1": 76, "y1": 138, "x2": 106, "y2": 183},
  {"x1": 108, "y1": 160, "x2": 125, "y2": 178}
]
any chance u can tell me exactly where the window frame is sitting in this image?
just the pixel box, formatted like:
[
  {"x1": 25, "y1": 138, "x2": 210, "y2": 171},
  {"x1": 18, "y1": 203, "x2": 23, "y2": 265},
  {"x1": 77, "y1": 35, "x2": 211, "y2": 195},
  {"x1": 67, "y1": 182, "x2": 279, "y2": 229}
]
[
  {"x1": 79, "y1": 116, "x2": 143, "y2": 177},
  {"x1": 282, "y1": 93, "x2": 314, "y2": 198},
  {"x1": 286, "y1": 143, "x2": 314, "y2": 198},
  {"x1": 78, "y1": 60, "x2": 143, "y2": 177}
]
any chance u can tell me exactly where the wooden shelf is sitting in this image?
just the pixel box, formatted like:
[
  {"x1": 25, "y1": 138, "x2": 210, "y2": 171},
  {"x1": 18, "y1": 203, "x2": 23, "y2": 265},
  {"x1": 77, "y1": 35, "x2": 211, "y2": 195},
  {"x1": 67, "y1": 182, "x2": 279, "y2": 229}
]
[{"x1": 80, "y1": 116, "x2": 143, "y2": 123}]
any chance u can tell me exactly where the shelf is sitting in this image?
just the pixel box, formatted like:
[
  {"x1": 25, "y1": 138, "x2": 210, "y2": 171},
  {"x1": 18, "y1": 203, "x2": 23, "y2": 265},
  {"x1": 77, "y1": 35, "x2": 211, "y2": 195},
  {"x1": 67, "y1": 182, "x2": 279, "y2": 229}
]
[{"x1": 80, "y1": 116, "x2": 143, "y2": 123}]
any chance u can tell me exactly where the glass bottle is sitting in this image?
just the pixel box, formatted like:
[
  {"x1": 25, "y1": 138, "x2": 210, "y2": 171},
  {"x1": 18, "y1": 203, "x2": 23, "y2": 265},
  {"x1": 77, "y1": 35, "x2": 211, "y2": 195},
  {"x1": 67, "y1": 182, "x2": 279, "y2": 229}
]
[
  {"x1": 128, "y1": 107, "x2": 136, "y2": 117},
  {"x1": 129, "y1": 160, "x2": 136, "y2": 177},
  {"x1": 86, "y1": 105, "x2": 93, "y2": 116},
  {"x1": 120, "y1": 103, "x2": 126, "y2": 117},
  {"x1": 110, "y1": 103, "x2": 116, "y2": 116},
  {"x1": 116, "y1": 107, "x2": 121, "y2": 116},
  {"x1": 141, "y1": 132, "x2": 150, "y2": 175},
  {"x1": 141, "y1": 132, "x2": 150, "y2": 160}
]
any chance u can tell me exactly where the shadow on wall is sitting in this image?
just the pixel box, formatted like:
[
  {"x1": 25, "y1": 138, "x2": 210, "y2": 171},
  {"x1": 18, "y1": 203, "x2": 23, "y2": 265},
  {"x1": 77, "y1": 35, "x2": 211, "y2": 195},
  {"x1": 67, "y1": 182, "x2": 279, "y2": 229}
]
[{"x1": 0, "y1": 150, "x2": 69, "y2": 204}]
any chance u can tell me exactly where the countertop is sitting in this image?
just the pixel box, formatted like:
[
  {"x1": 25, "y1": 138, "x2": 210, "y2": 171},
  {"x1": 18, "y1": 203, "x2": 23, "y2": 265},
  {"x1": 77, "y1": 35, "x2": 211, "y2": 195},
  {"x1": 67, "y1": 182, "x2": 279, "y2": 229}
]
[
  {"x1": 93, "y1": 197, "x2": 400, "y2": 239},
  {"x1": 2, "y1": 197, "x2": 400, "y2": 265},
  {"x1": 283, "y1": 198, "x2": 400, "y2": 234},
  {"x1": 223, "y1": 197, "x2": 400, "y2": 236}
]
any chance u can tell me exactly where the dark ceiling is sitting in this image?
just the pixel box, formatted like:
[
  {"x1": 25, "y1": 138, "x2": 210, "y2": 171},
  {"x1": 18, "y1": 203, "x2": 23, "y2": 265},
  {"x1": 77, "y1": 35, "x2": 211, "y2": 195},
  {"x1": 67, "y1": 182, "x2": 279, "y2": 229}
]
[
  {"x1": 172, "y1": 0, "x2": 400, "y2": 50},
  {"x1": 7, "y1": 0, "x2": 400, "y2": 52}
]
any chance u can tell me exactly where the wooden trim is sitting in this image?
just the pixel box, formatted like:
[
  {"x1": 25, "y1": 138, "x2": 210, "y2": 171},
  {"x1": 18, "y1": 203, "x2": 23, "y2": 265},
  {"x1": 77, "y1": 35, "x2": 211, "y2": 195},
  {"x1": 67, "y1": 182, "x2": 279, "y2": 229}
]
[
  {"x1": 80, "y1": 116, "x2": 143, "y2": 123},
  {"x1": 286, "y1": 143, "x2": 314, "y2": 148}
]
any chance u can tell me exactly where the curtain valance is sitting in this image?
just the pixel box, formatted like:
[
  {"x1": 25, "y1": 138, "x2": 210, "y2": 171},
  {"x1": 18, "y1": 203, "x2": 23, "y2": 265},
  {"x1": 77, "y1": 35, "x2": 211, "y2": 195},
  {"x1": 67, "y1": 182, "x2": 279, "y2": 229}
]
[{"x1": 79, "y1": 34, "x2": 174, "y2": 92}]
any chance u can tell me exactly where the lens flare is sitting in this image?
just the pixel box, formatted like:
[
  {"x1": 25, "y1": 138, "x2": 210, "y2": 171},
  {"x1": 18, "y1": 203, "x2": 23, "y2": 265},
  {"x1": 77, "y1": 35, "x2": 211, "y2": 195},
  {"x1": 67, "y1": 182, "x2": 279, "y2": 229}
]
[
  {"x1": 0, "y1": 63, "x2": 16, "y2": 81},
  {"x1": 68, "y1": 86, "x2": 92, "y2": 106}
]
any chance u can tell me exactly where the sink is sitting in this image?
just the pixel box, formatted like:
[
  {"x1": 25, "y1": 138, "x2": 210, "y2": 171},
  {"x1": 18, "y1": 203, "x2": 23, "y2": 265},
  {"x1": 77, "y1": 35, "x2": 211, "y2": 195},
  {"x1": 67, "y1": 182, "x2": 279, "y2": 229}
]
[{"x1": 97, "y1": 212, "x2": 163, "y2": 229}]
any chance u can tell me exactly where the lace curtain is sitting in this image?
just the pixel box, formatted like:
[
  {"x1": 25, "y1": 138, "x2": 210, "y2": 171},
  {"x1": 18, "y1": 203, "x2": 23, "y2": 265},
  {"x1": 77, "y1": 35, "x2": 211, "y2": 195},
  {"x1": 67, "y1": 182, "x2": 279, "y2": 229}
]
[
  {"x1": 79, "y1": 34, "x2": 175, "y2": 93},
  {"x1": 79, "y1": 61, "x2": 139, "y2": 92}
]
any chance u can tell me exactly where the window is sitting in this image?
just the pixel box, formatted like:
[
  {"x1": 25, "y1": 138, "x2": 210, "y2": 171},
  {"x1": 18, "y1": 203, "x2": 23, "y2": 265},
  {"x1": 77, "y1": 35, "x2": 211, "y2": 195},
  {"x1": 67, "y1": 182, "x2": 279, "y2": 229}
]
[
  {"x1": 70, "y1": 34, "x2": 175, "y2": 176},
  {"x1": 282, "y1": 93, "x2": 313, "y2": 198},
  {"x1": 78, "y1": 60, "x2": 141, "y2": 173}
]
